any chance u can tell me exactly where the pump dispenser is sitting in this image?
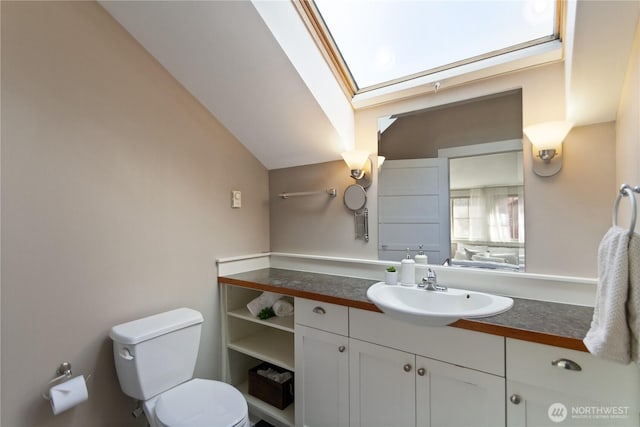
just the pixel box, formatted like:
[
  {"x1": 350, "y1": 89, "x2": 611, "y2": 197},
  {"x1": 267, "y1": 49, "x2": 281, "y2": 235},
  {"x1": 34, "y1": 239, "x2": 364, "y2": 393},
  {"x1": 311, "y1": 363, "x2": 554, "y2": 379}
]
[
  {"x1": 400, "y1": 248, "x2": 415, "y2": 286},
  {"x1": 415, "y1": 245, "x2": 428, "y2": 283}
]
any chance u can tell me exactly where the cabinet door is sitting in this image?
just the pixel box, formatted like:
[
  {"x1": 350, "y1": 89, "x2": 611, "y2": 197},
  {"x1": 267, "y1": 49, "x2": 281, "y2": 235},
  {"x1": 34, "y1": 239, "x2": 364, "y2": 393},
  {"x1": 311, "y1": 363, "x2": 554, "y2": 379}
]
[
  {"x1": 507, "y1": 338, "x2": 640, "y2": 427},
  {"x1": 507, "y1": 381, "x2": 640, "y2": 427},
  {"x1": 350, "y1": 338, "x2": 416, "y2": 427},
  {"x1": 416, "y1": 356, "x2": 505, "y2": 427},
  {"x1": 295, "y1": 325, "x2": 349, "y2": 427}
]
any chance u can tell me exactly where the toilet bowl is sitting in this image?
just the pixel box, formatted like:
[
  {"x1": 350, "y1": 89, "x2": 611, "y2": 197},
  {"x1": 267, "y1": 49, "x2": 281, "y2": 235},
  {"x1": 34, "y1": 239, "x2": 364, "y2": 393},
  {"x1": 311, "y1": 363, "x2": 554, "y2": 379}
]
[
  {"x1": 109, "y1": 308, "x2": 249, "y2": 427},
  {"x1": 144, "y1": 379, "x2": 249, "y2": 427}
]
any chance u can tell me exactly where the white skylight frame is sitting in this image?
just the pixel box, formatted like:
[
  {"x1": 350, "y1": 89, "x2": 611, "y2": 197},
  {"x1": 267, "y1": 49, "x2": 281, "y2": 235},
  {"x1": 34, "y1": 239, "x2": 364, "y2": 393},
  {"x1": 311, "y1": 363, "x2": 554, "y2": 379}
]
[{"x1": 295, "y1": 0, "x2": 563, "y2": 102}]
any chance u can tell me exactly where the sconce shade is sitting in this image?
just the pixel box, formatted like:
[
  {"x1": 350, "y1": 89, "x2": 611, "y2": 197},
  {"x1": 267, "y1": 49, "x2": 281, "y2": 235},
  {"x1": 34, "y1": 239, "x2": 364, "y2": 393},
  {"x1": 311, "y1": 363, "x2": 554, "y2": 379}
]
[
  {"x1": 342, "y1": 150, "x2": 372, "y2": 188},
  {"x1": 523, "y1": 121, "x2": 572, "y2": 177},
  {"x1": 342, "y1": 151, "x2": 370, "y2": 170},
  {"x1": 523, "y1": 121, "x2": 573, "y2": 151}
]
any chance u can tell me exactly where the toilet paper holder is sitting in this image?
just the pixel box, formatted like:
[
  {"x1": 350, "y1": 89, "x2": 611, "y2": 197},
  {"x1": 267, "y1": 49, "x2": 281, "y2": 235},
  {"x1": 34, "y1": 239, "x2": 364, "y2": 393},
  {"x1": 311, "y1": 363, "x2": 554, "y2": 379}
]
[{"x1": 42, "y1": 361, "x2": 89, "y2": 400}]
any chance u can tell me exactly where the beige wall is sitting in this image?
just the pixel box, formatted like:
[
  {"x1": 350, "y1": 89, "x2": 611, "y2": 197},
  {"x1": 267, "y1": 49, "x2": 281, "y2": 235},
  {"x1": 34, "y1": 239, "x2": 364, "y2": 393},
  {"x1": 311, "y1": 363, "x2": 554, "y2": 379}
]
[
  {"x1": 1, "y1": 2, "x2": 269, "y2": 426},
  {"x1": 269, "y1": 160, "x2": 372, "y2": 257},
  {"x1": 616, "y1": 17, "x2": 640, "y2": 228},
  {"x1": 524, "y1": 122, "x2": 616, "y2": 275},
  {"x1": 271, "y1": 63, "x2": 616, "y2": 277}
]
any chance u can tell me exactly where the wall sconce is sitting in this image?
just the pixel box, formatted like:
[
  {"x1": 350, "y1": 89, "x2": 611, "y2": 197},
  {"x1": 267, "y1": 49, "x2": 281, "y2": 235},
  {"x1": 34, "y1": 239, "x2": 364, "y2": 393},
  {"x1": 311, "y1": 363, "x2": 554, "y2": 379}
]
[
  {"x1": 523, "y1": 121, "x2": 573, "y2": 177},
  {"x1": 341, "y1": 150, "x2": 372, "y2": 188}
]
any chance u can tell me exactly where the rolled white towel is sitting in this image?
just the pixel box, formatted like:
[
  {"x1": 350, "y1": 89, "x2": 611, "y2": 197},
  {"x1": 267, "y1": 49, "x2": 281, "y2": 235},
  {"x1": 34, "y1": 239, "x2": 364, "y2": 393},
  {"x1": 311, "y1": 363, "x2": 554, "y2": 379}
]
[
  {"x1": 246, "y1": 292, "x2": 281, "y2": 317},
  {"x1": 273, "y1": 299, "x2": 294, "y2": 317}
]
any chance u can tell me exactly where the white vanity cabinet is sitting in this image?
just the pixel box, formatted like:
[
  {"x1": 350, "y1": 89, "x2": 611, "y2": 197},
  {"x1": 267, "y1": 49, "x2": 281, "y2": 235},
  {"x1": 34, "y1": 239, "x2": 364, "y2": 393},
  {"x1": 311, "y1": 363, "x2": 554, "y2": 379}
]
[
  {"x1": 223, "y1": 283, "x2": 640, "y2": 427},
  {"x1": 349, "y1": 338, "x2": 416, "y2": 427},
  {"x1": 506, "y1": 338, "x2": 640, "y2": 427},
  {"x1": 295, "y1": 298, "x2": 350, "y2": 427},
  {"x1": 418, "y1": 355, "x2": 505, "y2": 427},
  {"x1": 220, "y1": 285, "x2": 295, "y2": 427},
  {"x1": 349, "y1": 308, "x2": 506, "y2": 427}
]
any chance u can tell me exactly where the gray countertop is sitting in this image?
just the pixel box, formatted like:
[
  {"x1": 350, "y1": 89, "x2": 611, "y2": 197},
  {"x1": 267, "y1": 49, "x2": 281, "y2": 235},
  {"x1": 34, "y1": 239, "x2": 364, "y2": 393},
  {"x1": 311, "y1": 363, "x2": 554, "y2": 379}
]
[{"x1": 219, "y1": 268, "x2": 594, "y2": 351}]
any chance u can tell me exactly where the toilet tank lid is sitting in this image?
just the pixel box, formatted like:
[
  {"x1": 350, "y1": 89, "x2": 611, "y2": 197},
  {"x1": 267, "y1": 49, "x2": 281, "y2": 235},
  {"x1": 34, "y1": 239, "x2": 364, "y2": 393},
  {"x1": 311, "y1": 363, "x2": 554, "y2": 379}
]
[{"x1": 109, "y1": 308, "x2": 203, "y2": 345}]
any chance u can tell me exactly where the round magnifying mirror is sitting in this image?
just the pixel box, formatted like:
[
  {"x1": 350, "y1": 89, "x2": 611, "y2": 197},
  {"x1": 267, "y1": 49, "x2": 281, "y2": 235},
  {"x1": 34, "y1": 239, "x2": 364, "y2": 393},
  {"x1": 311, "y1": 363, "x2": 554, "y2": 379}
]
[{"x1": 344, "y1": 184, "x2": 367, "y2": 211}]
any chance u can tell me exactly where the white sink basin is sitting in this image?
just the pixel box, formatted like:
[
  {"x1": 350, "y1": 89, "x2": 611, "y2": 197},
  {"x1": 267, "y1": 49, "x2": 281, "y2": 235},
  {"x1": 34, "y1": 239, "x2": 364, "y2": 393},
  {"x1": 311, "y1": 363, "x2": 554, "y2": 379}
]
[{"x1": 366, "y1": 282, "x2": 514, "y2": 326}]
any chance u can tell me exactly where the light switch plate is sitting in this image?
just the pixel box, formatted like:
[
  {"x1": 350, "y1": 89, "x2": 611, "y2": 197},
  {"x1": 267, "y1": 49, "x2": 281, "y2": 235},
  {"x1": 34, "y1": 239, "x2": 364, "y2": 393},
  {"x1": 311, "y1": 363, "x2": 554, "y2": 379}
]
[{"x1": 231, "y1": 190, "x2": 241, "y2": 208}]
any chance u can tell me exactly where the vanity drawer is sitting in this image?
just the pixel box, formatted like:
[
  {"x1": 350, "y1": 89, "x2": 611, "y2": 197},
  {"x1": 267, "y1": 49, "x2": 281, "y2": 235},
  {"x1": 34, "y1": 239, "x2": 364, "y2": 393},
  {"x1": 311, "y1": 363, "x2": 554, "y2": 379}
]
[
  {"x1": 507, "y1": 338, "x2": 640, "y2": 408},
  {"x1": 295, "y1": 298, "x2": 348, "y2": 336}
]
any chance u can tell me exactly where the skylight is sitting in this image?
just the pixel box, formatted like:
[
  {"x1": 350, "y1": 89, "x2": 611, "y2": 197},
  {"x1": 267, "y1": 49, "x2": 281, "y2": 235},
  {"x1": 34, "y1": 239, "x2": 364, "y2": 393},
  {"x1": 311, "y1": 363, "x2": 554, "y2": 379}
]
[{"x1": 307, "y1": 0, "x2": 560, "y2": 94}]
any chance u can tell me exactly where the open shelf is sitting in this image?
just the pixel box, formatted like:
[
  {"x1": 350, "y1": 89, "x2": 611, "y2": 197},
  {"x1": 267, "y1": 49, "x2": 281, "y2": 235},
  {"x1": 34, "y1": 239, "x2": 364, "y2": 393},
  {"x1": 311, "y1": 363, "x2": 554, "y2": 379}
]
[
  {"x1": 223, "y1": 284, "x2": 296, "y2": 426},
  {"x1": 227, "y1": 307, "x2": 294, "y2": 333},
  {"x1": 237, "y1": 381, "x2": 295, "y2": 427},
  {"x1": 228, "y1": 328, "x2": 295, "y2": 371}
]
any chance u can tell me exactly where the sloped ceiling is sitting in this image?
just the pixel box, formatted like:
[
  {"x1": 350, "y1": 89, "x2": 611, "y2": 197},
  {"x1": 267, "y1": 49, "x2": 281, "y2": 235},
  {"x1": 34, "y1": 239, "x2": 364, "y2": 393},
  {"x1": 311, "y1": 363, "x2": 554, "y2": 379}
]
[
  {"x1": 100, "y1": 0, "x2": 349, "y2": 170},
  {"x1": 100, "y1": 0, "x2": 639, "y2": 170}
]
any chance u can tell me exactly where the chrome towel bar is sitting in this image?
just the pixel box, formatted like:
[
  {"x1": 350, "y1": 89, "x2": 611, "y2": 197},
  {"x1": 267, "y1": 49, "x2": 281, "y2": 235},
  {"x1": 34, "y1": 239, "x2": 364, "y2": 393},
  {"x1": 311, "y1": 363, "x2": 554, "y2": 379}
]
[{"x1": 279, "y1": 188, "x2": 336, "y2": 199}]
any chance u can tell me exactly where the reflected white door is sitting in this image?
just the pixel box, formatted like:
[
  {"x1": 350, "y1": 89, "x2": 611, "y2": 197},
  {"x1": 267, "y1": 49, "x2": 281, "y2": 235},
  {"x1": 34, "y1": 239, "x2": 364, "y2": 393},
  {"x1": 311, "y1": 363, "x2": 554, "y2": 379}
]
[{"x1": 378, "y1": 158, "x2": 450, "y2": 264}]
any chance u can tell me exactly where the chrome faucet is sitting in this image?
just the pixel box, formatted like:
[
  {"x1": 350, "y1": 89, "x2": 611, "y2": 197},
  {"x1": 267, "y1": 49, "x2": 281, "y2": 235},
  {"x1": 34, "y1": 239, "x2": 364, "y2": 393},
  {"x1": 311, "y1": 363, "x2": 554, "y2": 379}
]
[{"x1": 422, "y1": 268, "x2": 447, "y2": 291}]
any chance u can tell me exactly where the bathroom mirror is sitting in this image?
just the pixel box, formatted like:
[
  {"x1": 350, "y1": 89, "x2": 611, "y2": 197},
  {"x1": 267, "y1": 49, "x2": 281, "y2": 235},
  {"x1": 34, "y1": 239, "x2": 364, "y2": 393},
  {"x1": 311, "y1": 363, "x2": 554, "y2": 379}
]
[{"x1": 378, "y1": 89, "x2": 525, "y2": 269}]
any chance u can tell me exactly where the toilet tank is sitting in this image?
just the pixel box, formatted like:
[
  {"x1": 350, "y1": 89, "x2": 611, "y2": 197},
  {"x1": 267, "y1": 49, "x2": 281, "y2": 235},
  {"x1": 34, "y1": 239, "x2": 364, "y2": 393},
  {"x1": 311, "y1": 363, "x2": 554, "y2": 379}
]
[{"x1": 109, "y1": 308, "x2": 204, "y2": 400}]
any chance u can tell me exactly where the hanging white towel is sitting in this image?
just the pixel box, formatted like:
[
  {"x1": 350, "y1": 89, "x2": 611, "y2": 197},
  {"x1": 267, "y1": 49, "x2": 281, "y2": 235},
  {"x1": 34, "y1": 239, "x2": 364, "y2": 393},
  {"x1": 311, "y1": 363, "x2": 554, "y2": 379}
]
[
  {"x1": 583, "y1": 226, "x2": 631, "y2": 363},
  {"x1": 246, "y1": 292, "x2": 281, "y2": 317},
  {"x1": 273, "y1": 299, "x2": 294, "y2": 317},
  {"x1": 627, "y1": 232, "x2": 640, "y2": 362}
]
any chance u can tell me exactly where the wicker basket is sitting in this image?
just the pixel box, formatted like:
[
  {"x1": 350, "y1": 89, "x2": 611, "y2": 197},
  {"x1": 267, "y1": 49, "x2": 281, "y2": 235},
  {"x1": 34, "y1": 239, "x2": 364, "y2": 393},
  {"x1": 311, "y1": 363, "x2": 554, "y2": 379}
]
[{"x1": 248, "y1": 362, "x2": 294, "y2": 410}]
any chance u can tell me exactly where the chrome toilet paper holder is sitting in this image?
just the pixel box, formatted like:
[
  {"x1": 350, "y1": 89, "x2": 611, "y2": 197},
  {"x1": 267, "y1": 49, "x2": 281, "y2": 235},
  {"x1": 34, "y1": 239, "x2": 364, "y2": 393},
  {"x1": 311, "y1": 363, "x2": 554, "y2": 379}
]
[{"x1": 42, "y1": 362, "x2": 73, "y2": 400}]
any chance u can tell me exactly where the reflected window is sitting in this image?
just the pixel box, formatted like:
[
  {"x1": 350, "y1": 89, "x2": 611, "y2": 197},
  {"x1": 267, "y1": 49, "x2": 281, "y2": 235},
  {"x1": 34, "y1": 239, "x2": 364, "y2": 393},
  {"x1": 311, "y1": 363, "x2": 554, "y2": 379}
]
[
  {"x1": 451, "y1": 197, "x2": 470, "y2": 240},
  {"x1": 451, "y1": 187, "x2": 523, "y2": 244}
]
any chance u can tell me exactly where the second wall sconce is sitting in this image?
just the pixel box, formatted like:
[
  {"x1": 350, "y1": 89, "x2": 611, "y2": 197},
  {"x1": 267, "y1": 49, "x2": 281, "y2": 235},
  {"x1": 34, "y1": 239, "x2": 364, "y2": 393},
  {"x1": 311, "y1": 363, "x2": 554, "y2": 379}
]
[
  {"x1": 341, "y1": 150, "x2": 372, "y2": 188},
  {"x1": 523, "y1": 121, "x2": 573, "y2": 177}
]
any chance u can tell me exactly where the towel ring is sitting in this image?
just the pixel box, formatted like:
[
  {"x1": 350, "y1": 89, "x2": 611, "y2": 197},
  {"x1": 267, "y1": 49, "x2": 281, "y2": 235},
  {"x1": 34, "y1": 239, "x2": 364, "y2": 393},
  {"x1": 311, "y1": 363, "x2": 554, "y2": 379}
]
[{"x1": 613, "y1": 184, "x2": 640, "y2": 236}]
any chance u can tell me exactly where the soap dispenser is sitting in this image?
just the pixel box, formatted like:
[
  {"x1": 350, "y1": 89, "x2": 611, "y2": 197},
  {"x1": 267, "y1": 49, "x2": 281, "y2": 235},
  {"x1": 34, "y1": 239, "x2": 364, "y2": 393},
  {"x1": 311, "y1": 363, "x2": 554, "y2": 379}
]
[
  {"x1": 415, "y1": 245, "x2": 428, "y2": 283},
  {"x1": 400, "y1": 248, "x2": 415, "y2": 286}
]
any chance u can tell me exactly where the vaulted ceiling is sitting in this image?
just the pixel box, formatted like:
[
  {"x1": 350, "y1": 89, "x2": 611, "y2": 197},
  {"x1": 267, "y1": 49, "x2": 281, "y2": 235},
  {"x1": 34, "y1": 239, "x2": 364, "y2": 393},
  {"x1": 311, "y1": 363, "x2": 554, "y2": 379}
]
[{"x1": 100, "y1": 1, "x2": 639, "y2": 170}]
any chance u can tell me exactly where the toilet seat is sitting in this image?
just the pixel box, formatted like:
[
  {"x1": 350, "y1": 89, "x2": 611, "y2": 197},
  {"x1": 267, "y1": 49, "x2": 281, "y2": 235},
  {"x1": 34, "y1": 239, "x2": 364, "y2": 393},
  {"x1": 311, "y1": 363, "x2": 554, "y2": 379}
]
[{"x1": 154, "y1": 379, "x2": 248, "y2": 427}]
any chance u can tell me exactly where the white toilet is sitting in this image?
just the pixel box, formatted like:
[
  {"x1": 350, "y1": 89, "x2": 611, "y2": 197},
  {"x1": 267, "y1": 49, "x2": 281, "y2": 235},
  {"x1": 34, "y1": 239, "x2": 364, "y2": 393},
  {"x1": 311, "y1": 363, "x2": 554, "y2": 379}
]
[{"x1": 109, "y1": 308, "x2": 249, "y2": 427}]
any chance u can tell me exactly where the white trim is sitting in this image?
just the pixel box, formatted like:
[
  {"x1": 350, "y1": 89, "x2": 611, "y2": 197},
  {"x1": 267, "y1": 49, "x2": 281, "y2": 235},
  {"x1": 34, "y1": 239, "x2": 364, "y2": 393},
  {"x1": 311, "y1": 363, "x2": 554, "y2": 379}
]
[
  {"x1": 216, "y1": 253, "x2": 271, "y2": 277},
  {"x1": 217, "y1": 252, "x2": 597, "y2": 306},
  {"x1": 352, "y1": 40, "x2": 563, "y2": 109}
]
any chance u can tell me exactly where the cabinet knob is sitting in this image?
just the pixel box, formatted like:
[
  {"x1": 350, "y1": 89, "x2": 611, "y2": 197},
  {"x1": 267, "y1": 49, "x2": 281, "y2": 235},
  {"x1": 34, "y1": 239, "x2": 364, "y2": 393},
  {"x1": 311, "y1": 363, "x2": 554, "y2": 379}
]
[
  {"x1": 403, "y1": 364, "x2": 412, "y2": 372},
  {"x1": 510, "y1": 394, "x2": 522, "y2": 405},
  {"x1": 417, "y1": 368, "x2": 426, "y2": 376},
  {"x1": 338, "y1": 345, "x2": 346, "y2": 353},
  {"x1": 312, "y1": 306, "x2": 326, "y2": 315},
  {"x1": 551, "y1": 358, "x2": 582, "y2": 371}
]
